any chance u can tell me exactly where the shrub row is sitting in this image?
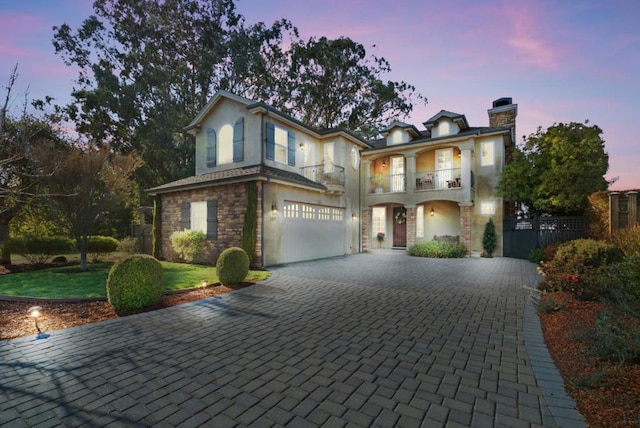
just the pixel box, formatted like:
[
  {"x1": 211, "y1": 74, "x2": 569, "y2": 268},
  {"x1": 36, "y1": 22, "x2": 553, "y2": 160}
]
[
  {"x1": 408, "y1": 240, "x2": 467, "y2": 258},
  {"x1": 4, "y1": 235, "x2": 125, "y2": 264}
]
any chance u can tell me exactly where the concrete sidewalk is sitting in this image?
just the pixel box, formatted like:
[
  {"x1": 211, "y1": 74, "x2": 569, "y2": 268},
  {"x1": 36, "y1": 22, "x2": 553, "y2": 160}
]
[{"x1": 0, "y1": 254, "x2": 585, "y2": 427}]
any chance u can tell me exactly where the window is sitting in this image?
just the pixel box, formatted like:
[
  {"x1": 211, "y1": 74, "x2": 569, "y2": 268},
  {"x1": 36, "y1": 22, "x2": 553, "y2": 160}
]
[
  {"x1": 266, "y1": 122, "x2": 295, "y2": 165},
  {"x1": 233, "y1": 117, "x2": 244, "y2": 162},
  {"x1": 416, "y1": 205, "x2": 424, "y2": 238},
  {"x1": 191, "y1": 201, "x2": 208, "y2": 232},
  {"x1": 324, "y1": 142, "x2": 334, "y2": 173},
  {"x1": 372, "y1": 207, "x2": 386, "y2": 236},
  {"x1": 219, "y1": 124, "x2": 233, "y2": 165},
  {"x1": 481, "y1": 142, "x2": 495, "y2": 166},
  {"x1": 481, "y1": 201, "x2": 496, "y2": 215},
  {"x1": 392, "y1": 130, "x2": 402, "y2": 144},
  {"x1": 180, "y1": 200, "x2": 217, "y2": 239},
  {"x1": 390, "y1": 156, "x2": 405, "y2": 192},
  {"x1": 206, "y1": 128, "x2": 216, "y2": 166}
]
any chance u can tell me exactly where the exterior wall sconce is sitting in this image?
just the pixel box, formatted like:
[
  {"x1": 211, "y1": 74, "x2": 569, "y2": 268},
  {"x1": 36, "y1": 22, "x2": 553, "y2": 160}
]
[
  {"x1": 430, "y1": 208, "x2": 435, "y2": 217},
  {"x1": 271, "y1": 201, "x2": 278, "y2": 221},
  {"x1": 299, "y1": 143, "x2": 304, "y2": 150},
  {"x1": 382, "y1": 160, "x2": 386, "y2": 167},
  {"x1": 28, "y1": 306, "x2": 49, "y2": 339},
  {"x1": 352, "y1": 213, "x2": 357, "y2": 222}
]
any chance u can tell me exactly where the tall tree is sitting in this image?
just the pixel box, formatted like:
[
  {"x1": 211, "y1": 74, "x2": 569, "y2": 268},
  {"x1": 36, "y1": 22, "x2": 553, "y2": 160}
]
[
  {"x1": 497, "y1": 121, "x2": 609, "y2": 216},
  {"x1": 0, "y1": 65, "x2": 63, "y2": 263},
  {"x1": 52, "y1": 0, "x2": 425, "y2": 191},
  {"x1": 275, "y1": 36, "x2": 424, "y2": 138},
  {"x1": 42, "y1": 144, "x2": 142, "y2": 271}
]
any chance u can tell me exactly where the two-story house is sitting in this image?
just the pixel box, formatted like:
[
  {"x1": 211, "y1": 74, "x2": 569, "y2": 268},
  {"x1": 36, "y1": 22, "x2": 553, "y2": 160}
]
[
  {"x1": 361, "y1": 98, "x2": 517, "y2": 256},
  {"x1": 148, "y1": 92, "x2": 516, "y2": 266},
  {"x1": 148, "y1": 91, "x2": 368, "y2": 267}
]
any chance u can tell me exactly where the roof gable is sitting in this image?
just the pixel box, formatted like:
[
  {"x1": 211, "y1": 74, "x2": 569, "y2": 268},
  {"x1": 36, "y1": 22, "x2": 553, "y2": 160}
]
[
  {"x1": 184, "y1": 90, "x2": 253, "y2": 134},
  {"x1": 422, "y1": 110, "x2": 469, "y2": 131}
]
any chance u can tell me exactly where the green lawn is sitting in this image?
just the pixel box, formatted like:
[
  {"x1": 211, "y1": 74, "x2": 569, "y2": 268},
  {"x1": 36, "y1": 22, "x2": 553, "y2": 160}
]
[{"x1": 0, "y1": 262, "x2": 270, "y2": 299}]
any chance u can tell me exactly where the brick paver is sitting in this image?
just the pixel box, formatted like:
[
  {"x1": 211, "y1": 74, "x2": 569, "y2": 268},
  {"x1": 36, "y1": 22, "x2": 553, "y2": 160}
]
[{"x1": 0, "y1": 254, "x2": 585, "y2": 427}]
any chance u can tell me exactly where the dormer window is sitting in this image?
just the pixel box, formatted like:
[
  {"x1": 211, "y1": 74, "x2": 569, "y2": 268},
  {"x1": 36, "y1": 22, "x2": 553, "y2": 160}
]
[
  {"x1": 438, "y1": 121, "x2": 450, "y2": 136},
  {"x1": 392, "y1": 130, "x2": 403, "y2": 144}
]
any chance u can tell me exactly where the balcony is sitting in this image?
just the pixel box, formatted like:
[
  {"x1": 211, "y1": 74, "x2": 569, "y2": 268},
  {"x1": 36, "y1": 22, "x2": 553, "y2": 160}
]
[
  {"x1": 368, "y1": 173, "x2": 406, "y2": 194},
  {"x1": 414, "y1": 168, "x2": 462, "y2": 191},
  {"x1": 300, "y1": 163, "x2": 345, "y2": 194}
]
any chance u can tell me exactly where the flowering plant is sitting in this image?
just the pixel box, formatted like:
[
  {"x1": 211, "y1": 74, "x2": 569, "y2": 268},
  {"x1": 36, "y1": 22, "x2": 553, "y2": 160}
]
[{"x1": 376, "y1": 232, "x2": 385, "y2": 242}]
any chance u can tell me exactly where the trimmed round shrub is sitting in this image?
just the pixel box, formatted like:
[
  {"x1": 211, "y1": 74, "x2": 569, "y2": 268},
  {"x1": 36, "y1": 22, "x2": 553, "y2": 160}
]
[
  {"x1": 170, "y1": 229, "x2": 207, "y2": 263},
  {"x1": 538, "y1": 239, "x2": 624, "y2": 299},
  {"x1": 216, "y1": 247, "x2": 250, "y2": 285},
  {"x1": 106, "y1": 254, "x2": 163, "y2": 312}
]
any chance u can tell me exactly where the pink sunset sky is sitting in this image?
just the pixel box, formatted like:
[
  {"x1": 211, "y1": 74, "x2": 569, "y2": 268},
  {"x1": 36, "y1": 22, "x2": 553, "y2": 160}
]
[{"x1": 1, "y1": 0, "x2": 639, "y2": 190}]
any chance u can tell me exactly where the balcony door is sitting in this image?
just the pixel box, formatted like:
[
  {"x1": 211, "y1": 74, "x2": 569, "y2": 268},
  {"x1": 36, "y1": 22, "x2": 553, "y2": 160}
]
[
  {"x1": 390, "y1": 156, "x2": 405, "y2": 192},
  {"x1": 435, "y1": 148, "x2": 453, "y2": 188}
]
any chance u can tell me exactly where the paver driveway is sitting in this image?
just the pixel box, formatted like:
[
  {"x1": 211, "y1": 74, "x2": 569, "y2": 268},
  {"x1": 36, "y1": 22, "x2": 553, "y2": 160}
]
[{"x1": 1, "y1": 254, "x2": 585, "y2": 427}]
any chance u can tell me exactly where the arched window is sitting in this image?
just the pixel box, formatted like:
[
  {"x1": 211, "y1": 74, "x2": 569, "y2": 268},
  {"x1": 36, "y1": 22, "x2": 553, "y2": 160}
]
[
  {"x1": 218, "y1": 124, "x2": 233, "y2": 165},
  {"x1": 206, "y1": 128, "x2": 216, "y2": 166}
]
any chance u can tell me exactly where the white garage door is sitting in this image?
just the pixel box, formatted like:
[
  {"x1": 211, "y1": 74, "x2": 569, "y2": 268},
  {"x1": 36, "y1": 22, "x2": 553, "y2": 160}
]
[{"x1": 283, "y1": 202, "x2": 345, "y2": 263}]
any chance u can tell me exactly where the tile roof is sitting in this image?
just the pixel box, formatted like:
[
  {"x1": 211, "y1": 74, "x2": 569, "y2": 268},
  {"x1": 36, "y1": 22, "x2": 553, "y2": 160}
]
[{"x1": 147, "y1": 164, "x2": 326, "y2": 194}]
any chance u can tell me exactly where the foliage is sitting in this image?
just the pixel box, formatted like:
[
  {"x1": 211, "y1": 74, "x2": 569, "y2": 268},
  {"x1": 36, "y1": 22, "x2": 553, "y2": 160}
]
[
  {"x1": 152, "y1": 195, "x2": 161, "y2": 258},
  {"x1": 5, "y1": 235, "x2": 76, "y2": 264},
  {"x1": 241, "y1": 182, "x2": 257, "y2": 262},
  {"x1": 583, "y1": 310, "x2": 640, "y2": 365},
  {"x1": 117, "y1": 236, "x2": 140, "y2": 255},
  {"x1": 538, "y1": 239, "x2": 624, "y2": 299},
  {"x1": 528, "y1": 246, "x2": 546, "y2": 264},
  {"x1": 529, "y1": 289, "x2": 567, "y2": 313},
  {"x1": 216, "y1": 247, "x2": 250, "y2": 285},
  {"x1": 41, "y1": 144, "x2": 143, "y2": 271},
  {"x1": 586, "y1": 191, "x2": 609, "y2": 240},
  {"x1": 376, "y1": 232, "x2": 385, "y2": 242},
  {"x1": 482, "y1": 218, "x2": 497, "y2": 257},
  {"x1": 106, "y1": 254, "x2": 163, "y2": 312},
  {"x1": 277, "y1": 36, "x2": 425, "y2": 138},
  {"x1": 170, "y1": 229, "x2": 207, "y2": 263},
  {"x1": 497, "y1": 122, "x2": 609, "y2": 216},
  {"x1": 87, "y1": 235, "x2": 120, "y2": 262},
  {"x1": 51, "y1": 0, "x2": 425, "y2": 194},
  {"x1": 611, "y1": 224, "x2": 640, "y2": 257},
  {"x1": 0, "y1": 65, "x2": 65, "y2": 263},
  {"x1": 408, "y1": 240, "x2": 467, "y2": 258}
]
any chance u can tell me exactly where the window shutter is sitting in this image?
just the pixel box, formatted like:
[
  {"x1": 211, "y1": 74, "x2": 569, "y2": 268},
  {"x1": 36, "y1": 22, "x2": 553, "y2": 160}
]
[
  {"x1": 180, "y1": 202, "x2": 191, "y2": 230},
  {"x1": 206, "y1": 200, "x2": 217, "y2": 239},
  {"x1": 287, "y1": 130, "x2": 295, "y2": 166},
  {"x1": 233, "y1": 118, "x2": 244, "y2": 162},
  {"x1": 266, "y1": 122, "x2": 275, "y2": 160},
  {"x1": 207, "y1": 128, "x2": 217, "y2": 166}
]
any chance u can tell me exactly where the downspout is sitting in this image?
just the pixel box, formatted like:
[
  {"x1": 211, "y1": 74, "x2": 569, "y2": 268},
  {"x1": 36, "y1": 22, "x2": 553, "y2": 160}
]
[
  {"x1": 358, "y1": 156, "x2": 362, "y2": 253},
  {"x1": 260, "y1": 112, "x2": 266, "y2": 267}
]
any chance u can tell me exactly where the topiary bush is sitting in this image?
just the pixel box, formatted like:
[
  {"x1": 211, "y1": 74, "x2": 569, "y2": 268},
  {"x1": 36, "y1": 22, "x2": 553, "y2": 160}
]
[
  {"x1": 538, "y1": 239, "x2": 624, "y2": 299},
  {"x1": 216, "y1": 247, "x2": 250, "y2": 285},
  {"x1": 88, "y1": 235, "x2": 120, "y2": 262},
  {"x1": 170, "y1": 229, "x2": 207, "y2": 263},
  {"x1": 5, "y1": 234, "x2": 76, "y2": 264},
  {"x1": 482, "y1": 218, "x2": 497, "y2": 257},
  {"x1": 408, "y1": 240, "x2": 467, "y2": 258},
  {"x1": 106, "y1": 254, "x2": 163, "y2": 313}
]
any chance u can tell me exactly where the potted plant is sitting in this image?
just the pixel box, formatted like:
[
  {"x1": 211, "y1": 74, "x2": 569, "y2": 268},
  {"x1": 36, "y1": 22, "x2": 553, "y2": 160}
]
[
  {"x1": 376, "y1": 232, "x2": 385, "y2": 248},
  {"x1": 372, "y1": 174, "x2": 384, "y2": 193}
]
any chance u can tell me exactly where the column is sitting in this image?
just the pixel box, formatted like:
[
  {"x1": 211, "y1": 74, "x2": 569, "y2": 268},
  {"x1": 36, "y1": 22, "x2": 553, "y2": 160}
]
[
  {"x1": 627, "y1": 191, "x2": 638, "y2": 228},
  {"x1": 405, "y1": 153, "x2": 416, "y2": 191},
  {"x1": 405, "y1": 205, "x2": 416, "y2": 248},
  {"x1": 361, "y1": 208, "x2": 372, "y2": 252},
  {"x1": 459, "y1": 203, "x2": 472, "y2": 254},
  {"x1": 609, "y1": 192, "x2": 619, "y2": 236},
  {"x1": 460, "y1": 141, "x2": 473, "y2": 203},
  {"x1": 362, "y1": 160, "x2": 371, "y2": 194}
]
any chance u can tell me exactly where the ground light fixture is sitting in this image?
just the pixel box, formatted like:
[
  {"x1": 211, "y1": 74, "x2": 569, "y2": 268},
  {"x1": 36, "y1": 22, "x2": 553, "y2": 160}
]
[{"x1": 28, "y1": 306, "x2": 50, "y2": 339}]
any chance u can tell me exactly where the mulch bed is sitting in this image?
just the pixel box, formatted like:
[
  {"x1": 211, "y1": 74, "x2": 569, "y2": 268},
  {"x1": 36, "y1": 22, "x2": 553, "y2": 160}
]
[
  {"x1": 0, "y1": 283, "x2": 251, "y2": 341},
  {"x1": 539, "y1": 292, "x2": 640, "y2": 427}
]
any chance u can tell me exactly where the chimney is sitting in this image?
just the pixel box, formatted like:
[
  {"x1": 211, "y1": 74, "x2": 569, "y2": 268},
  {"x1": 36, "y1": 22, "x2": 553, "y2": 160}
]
[{"x1": 488, "y1": 97, "x2": 517, "y2": 131}]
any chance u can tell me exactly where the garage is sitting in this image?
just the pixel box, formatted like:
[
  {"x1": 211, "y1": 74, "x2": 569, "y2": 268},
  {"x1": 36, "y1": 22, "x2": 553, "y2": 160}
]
[{"x1": 282, "y1": 202, "x2": 345, "y2": 263}]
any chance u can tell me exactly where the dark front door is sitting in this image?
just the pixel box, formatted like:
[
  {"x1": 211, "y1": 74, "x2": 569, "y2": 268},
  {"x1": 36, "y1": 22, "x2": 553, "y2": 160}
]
[{"x1": 393, "y1": 207, "x2": 407, "y2": 247}]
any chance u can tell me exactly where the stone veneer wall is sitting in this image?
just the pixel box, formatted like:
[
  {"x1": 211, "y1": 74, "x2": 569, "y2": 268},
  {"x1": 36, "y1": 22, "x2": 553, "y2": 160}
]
[
  {"x1": 406, "y1": 207, "x2": 416, "y2": 248},
  {"x1": 160, "y1": 181, "x2": 263, "y2": 267},
  {"x1": 361, "y1": 208, "x2": 371, "y2": 252},
  {"x1": 460, "y1": 205, "x2": 472, "y2": 253}
]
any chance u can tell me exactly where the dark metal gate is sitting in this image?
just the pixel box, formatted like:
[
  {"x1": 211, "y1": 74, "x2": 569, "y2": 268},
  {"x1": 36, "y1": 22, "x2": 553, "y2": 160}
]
[
  {"x1": 503, "y1": 216, "x2": 587, "y2": 259},
  {"x1": 132, "y1": 224, "x2": 153, "y2": 255}
]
